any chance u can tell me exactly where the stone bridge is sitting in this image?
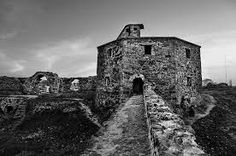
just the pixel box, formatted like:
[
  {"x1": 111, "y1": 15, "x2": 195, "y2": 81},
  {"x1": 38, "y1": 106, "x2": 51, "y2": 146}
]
[{"x1": 82, "y1": 85, "x2": 206, "y2": 156}]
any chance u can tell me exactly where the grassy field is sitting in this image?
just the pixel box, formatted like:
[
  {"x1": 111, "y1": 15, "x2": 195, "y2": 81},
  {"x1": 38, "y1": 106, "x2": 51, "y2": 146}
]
[{"x1": 192, "y1": 86, "x2": 236, "y2": 156}]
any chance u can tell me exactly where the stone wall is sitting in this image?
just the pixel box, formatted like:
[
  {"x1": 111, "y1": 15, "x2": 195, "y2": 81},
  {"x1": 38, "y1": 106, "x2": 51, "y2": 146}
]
[
  {"x1": 60, "y1": 76, "x2": 97, "y2": 92},
  {"x1": 0, "y1": 76, "x2": 25, "y2": 95},
  {"x1": 24, "y1": 72, "x2": 61, "y2": 95},
  {"x1": 122, "y1": 38, "x2": 177, "y2": 103},
  {"x1": 0, "y1": 72, "x2": 97, "y2": 95},
  {"x1": 174, "y1": 39, "x2": 202, "y2": 109},
  {"x1": 143, "y1": 84, "x2": 205, "y2": 156},
  {"x1": 117, "y1": 24, "x2": 144, "y2": 39},
  {"x1": 96, "y1": 41, "x2": 124, "y2": 113},
  {"x1": 96, "y1": 35, "x2": 202, "y2": 114},
  {"x1": 0, "y1": 97, "x2": 27, "y2": 119}
]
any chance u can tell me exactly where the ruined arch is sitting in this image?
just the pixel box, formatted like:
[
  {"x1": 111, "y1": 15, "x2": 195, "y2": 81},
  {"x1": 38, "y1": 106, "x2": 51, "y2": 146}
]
[
  {"x1": 36, "y1": 75, "x2": 47, "y2": 83},
  {"x1": 129, "y1": 74, "x2": 145, "y2": 95},
  {"x1": 70, "y1": 79, "x2": 79, "y2": 91}
]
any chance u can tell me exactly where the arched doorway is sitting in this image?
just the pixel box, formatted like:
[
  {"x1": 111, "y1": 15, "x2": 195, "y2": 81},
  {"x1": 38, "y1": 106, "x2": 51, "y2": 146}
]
[{"x1": 133, "y1": 78, "x2": 144, "y2": 95}]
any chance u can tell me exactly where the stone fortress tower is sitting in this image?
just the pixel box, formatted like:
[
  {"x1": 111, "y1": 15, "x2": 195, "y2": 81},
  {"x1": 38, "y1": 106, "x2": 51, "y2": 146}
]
[{"x1": 96, "y1": 24, "x2": 202, "y2": 113}]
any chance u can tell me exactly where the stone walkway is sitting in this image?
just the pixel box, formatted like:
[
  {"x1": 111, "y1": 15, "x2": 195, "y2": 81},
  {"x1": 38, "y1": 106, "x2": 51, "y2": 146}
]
[{"x1": 82, "y1": 95, "x2": 151, "y2": 156}]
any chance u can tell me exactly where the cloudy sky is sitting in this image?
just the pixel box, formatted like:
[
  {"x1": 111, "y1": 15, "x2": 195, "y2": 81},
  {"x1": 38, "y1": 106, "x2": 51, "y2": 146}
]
[{"x1": 0, "y1": 0, "x2": 236, "y2": 84}]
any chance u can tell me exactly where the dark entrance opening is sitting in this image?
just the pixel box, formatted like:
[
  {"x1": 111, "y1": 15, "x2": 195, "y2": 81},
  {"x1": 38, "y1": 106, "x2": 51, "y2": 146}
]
[
  {"x1": 6, "y1": 106, "x2": 13, "y2": 113},
  {"x1": 188, "y1": 106, "x2": 195, "y2": 117},
  {"x1": 132, "y1": 78, "x2": 144, "y2": 95}
]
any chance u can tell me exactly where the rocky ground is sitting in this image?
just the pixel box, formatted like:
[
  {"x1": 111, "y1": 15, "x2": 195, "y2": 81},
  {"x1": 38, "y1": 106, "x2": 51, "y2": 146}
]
[
  {"x1": 0, "y1": 93, "x2": 100, "y2": 156},
  {"x1": 192, "y1": 87, "x2": 236, "y2": 156}
]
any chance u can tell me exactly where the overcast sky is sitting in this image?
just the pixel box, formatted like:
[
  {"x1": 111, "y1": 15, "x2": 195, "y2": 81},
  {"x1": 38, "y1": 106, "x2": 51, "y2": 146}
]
[{"x1": 0, "y1": 0, "x2": 236, "y2": 84}]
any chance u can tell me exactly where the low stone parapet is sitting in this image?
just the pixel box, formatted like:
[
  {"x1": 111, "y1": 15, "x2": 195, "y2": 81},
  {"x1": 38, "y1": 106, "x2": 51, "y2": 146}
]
[{"x1": 143, "y1": 85, "x2": 206, "y2": 156}]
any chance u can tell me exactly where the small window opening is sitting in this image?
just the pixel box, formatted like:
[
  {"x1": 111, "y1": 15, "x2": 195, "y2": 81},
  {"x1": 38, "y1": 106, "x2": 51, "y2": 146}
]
[
  {"x1": 165, "y1": 54, "x2": 171, "y2": 58},
  {"x1": 6, "y1": 106, "x2": 13, "y2": 113},
  {"x1": 187, "y1": 77, "x2": 192, "y2": 86},
  {"x1": 186, "y1": 48, "x2": 191, "y2": 59},
  {"x1": 133, "y1": 27, "x2": 138, "y2": 31},
  {"x1": 107, "y1": 48, "x2": 112, "y2": 57},
  {"x1": 105, "y1": 77, "x2": 110, "y2": 86},
  {"x1": 126, "y1": 27, "x2": 131, "y2": 36},
  {"x1": 144, "y1": 45, "x2": 152, "y2": 55}
]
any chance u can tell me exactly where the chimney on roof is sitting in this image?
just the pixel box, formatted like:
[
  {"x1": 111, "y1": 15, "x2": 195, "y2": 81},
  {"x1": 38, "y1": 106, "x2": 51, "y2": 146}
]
[{"x1": 117, "y1": 24, "x2": 144, "y2": 40}]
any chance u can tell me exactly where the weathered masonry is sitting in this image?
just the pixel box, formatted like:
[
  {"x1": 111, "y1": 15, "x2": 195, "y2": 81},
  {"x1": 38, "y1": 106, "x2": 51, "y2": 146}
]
[{"x1": 96, "y1": 24, "x2": 202, "y2": 113}]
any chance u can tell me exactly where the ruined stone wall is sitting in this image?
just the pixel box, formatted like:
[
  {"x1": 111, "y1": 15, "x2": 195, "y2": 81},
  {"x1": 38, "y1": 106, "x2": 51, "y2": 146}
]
[
  {"x1": 0, "y1": 76, "x2": 25, "y2": 95},
  {"x1": 1, "y1": 72, "x2": 97, "y2": 95},
  {"x1": 0, "y1": 97, "x2": 27, "y2": 119},
  {"x1": 122, "y1": 38, "x2": 177, "y2": 103},
  {"x1": 60, "y1": 76, "x2": 97, "y2": 92},
  {"x1": 96, "y1": 41, "x2": 124, "y2": 112},
  {"x1": 173, "y1": 40, "x2": 202, "y2": 106},
  {"x1": 24, "y1": 72, "x2": 61, "y2": 95},
  {"x1": 143, "y1": 84, "x2": 205, "y2": 156}
]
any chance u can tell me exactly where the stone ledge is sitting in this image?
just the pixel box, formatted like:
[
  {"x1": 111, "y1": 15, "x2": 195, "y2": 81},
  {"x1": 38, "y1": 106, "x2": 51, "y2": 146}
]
[{"x1": 143, "y1": 85, "x2": 206, "y2": 156}]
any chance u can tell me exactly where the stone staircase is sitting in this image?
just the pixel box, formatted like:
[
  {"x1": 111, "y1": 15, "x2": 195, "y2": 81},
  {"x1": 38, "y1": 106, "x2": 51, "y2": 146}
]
[{"x1": 82, "y1": 95, "x2": 151, "y2": 156}]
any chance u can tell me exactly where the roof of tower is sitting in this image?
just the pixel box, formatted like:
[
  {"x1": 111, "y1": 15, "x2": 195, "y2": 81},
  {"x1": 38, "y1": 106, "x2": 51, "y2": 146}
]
[
  {"x1": 98, "y1": 24, "x2": 201, "y2": 48},
  {"x1": 117, "y1": 24, "x2": 144, "y2": 40}
]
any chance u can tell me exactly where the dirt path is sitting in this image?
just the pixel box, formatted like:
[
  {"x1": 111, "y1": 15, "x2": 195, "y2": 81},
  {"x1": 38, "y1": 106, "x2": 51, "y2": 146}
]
[
  {"x1": 186, "y1": 94, "x2": 216, "y2": 125},
  {"x1": 82, "y1": 95, "x2": 151, "y2": 156}
]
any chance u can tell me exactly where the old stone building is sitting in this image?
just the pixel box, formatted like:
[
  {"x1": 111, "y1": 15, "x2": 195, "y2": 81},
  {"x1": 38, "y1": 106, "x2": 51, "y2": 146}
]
[{"x1": 96, "y1": 24, "x2": 202, "y2": 112}]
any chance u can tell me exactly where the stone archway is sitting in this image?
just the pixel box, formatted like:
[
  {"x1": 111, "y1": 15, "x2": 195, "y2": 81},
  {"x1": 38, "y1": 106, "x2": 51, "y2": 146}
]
[
  {"x1": 133, "y1": 78, "x2": 144, "y2": 95},
  {"x1": 70, "y1": 79, "x2": 79, "y2": 91},
  {"x1": 36, "y1": 75, "x2": 47, "y2": 83}
]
